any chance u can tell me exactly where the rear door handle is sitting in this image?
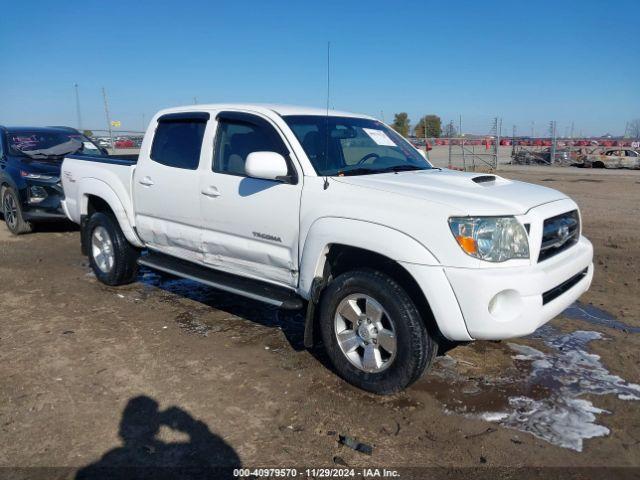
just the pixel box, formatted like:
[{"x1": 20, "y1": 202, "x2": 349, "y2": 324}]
[
  {"x1": 201, "y1": 186, "x2": 220, "y2": 198},
  {"x1": 138, "y1": 176, "x2": 154, "y2": 186}
]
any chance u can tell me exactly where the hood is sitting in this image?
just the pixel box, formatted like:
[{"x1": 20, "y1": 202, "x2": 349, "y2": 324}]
[{"x1": 333, "y1": 169, "x2": 567, "y2": 215}]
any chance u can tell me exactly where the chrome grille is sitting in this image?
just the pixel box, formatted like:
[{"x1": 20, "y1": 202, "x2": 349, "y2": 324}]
[{"x1": 538, "y1": 210, "x2": 580, "y2": 262}]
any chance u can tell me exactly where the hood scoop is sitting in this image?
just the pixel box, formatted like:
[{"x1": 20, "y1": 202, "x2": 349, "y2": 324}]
[{"x1": 472, "y1": 175, "x2": 497, "y2": 184}]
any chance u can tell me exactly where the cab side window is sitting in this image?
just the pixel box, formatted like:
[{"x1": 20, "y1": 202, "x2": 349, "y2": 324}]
[
  {"x1": 213, "y1": 119, "x2": 285, "y2": 176},
  {"x1": 150, "y1": 118, "x2": 206, "y2": 170}
]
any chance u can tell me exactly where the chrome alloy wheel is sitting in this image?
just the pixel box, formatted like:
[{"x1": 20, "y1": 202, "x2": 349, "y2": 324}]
[
  {"x1": 334, "y1": 293, "x2": 397, "y2": 373},
  {"x1": 91, "y1": 226, "x2": 115, "y2": 273},
  {"x1": 3, "y1": 192, "x2": 18, "y2": 230}
]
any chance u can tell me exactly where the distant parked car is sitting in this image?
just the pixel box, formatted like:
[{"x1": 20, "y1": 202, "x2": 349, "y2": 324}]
[
  {"x1": 540, "y1": 148, "x2": 576, "y2": 165},
  {"x1": 0, "y1": 126, "x2": 106, "y2": 234},
  {"x1": 115, "y1": 139, "x2": 135, "y2": 148},
  {"x1": 578, "y1": 148, "x2": 640, "y2": 169}
]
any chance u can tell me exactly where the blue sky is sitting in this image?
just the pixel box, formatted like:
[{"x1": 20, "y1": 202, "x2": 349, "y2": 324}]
[{"x1": 1, "y1": 0, "x2": 638, "y2": 136}]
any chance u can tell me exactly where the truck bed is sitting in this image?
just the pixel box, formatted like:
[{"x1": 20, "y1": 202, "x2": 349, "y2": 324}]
[
  {"x1": 66, "y1": 153, "x2": 138, "y2": 165},
  {"x1": 61, "y1": 154, "x2": 137, "y2": 228}
]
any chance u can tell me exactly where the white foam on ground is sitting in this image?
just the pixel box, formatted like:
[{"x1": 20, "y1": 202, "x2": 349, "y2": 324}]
[{"x1": 482, "y1": 328, "x2": 640, "y2": 452}]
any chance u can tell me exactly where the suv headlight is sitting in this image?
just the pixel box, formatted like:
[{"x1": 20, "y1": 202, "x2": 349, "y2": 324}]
[
  {"x1": 448, "y1": 216, "x2": 529, "y2": 262},
  {"x1": 20, "y1": 170, "x2": 58, "y2": 181}
]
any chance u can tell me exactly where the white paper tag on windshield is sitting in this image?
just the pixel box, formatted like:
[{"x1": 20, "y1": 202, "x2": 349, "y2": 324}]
[{"x1": 363, "y1": 128, "x2": 396, "y2": 146}]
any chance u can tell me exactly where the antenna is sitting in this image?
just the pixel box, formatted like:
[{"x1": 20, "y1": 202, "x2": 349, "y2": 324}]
[
  {"x1": 323, "y1": 41, "x2": 330, "y2": 190},
  {"x1": 326, "y1": 41, "x2": 330, "y2": 116},
  {"x1": 74, "y1": 83, "x2": 83, "y2": 131}
]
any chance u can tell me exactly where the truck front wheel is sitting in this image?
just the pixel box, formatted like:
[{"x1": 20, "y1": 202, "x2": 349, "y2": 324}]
[
  {"x1": 86, "y1": 212, "x2": 139, "y2": 286},
  {"x1": 319, "y1": 269, "x2": 437, "y2": 394}
]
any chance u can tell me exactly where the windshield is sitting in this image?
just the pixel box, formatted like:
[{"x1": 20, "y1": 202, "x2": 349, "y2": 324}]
[
  {"x1": 7, "y1": 131, "x2": 103, "y2": 159},
  {"x1": 283, "y1": 115, "x2": 432, "y2": 176}
]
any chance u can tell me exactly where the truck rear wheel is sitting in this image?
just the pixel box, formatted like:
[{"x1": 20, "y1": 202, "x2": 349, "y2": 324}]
[
  {"x1": 86, "y1": 212, "x2": 139, "y2": 286},
  {"x1": 319, "y1": 269, "x2": 437, "y2": 394}
]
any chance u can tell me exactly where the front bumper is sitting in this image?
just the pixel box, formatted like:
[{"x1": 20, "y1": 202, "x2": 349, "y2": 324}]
[
  {"x1": 20, "y1": 179, "x2": 66, "y2": 222},
  {"x1": 22, "y1": 207, "x2": 67, "y2": 221},
  {"x1": 444, "y1": 236, "x2": 593, "y2": 340}
]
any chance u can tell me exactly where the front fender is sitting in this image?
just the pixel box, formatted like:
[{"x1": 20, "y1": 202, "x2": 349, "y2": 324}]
[
  {"x1": 298, "y1": 217, "x2": 439, "y2": 298},
  {"x1": 78, "y1": 178, "x2": 143, "y2": 248}
]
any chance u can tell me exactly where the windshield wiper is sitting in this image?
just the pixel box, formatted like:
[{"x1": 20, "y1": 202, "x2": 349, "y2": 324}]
[
  {"x1": 335, "y1": 167, "x2": 378, "y2": 176},
  {"x1": 336, "y1": 164, "x2": 430, "y2": 177},
  {"x1": 374, "y1": 165, "x2": 427, "y2": 174}
]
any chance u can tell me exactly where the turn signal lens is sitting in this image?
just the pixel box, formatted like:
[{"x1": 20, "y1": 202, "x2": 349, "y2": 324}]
[{"x1": 455, "y1": 235, "x2": 478, "y2": 254}]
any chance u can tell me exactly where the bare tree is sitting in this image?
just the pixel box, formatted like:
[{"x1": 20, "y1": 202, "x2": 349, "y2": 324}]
[
  {"x1": 442, "y1": 122, "x2": 457, "y2": 138},
  {"x1": 628, "y1": 119, "x2": 640, "y2": 139}
]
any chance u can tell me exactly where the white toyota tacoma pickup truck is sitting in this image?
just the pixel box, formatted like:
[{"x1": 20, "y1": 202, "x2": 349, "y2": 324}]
[{"x1": 61, "y1": 104, "x2": 593, "y2": 394}]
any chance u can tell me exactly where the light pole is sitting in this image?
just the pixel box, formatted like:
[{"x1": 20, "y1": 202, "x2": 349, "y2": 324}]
[{"x1": 102, "y1": 87, "x2": 114, "y2": 150}]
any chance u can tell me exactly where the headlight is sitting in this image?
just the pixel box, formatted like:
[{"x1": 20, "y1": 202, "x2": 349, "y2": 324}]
[
  {"x1": 20, "y1": 170, "x2": 58, "y2": 181},
  {"x1": 448, "y1": 216, "x2": 529, "y2": 262}
]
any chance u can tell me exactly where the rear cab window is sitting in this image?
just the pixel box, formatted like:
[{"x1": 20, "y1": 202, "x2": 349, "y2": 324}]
[{"x1": 150, "y1": 113, "x2": 209, "y2": 169}]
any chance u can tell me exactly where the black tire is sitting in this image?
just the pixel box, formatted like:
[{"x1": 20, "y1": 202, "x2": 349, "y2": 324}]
[
  {"x1": 86, "y1": 212, "x2": 139, "y2": 286},
  {"x1": 2, "y1": 186, "x2": 33, "y2": 235},
  {"x1": 319, "y1": 269, "x2": 437, "y2": 394}
]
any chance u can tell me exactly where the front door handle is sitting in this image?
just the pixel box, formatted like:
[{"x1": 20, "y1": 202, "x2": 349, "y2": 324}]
[
  {"x1": 138, "y1": 176, "x2": 154, "y2": 186},
  {"x1": 201, "y1": 186, "x2": 220, "y2": 198}
]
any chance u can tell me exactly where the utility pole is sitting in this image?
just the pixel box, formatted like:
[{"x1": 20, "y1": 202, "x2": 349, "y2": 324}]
[
  {"x1": 102, "y1": 87, "x2": 114, "y2": 150},
  {"x1": 74, "y1": 83, "x2": 82, "y2": 132},
  {"x1": 570, "y1": 121, "x2": 574, "y2": 139},
  {"x1": 494, "y1": 117, "x2": 501, "y2": 171},
  {"x1": 142, "y1": 113, "x2": 146, "y2": 133},
  {"x1": 458, "y1": 114, "x2": 462, "y2": 137},
  {"x1": 549, "y1": 120, "x2": 557, "y2": 165},
  {"x1": 531, "y1": 121, "x2": 535, "y2": 138},
  {"x1": 447, "y1": 120, "x2": 454, "y2": 169}
]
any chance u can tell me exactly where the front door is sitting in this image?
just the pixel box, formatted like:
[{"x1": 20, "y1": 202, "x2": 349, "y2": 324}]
[
  {"x1": 199, "y1": 111, "x2": 302, "y2": 287},
  {"x1": 133, "y1": 113, "x2": 208, "y2": 263}
]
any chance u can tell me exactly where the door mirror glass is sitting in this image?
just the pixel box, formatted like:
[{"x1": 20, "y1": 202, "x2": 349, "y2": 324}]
[{"x1": 245, "y1": 151, "x2": 289, "y2": 182}]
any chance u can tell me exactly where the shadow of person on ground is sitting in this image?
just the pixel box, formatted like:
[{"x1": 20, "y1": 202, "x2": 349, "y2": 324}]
[{"x1": 76, "y1": 395, "x2": 241, "y2": 480}]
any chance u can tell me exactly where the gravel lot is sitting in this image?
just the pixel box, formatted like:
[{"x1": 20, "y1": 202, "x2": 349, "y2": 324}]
[{"x1": 1, "y1": 167, "x2": 639, "y2": 477}]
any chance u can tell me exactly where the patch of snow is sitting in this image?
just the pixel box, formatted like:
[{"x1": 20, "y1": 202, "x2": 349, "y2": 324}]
[{"x1": 481, "y1": 328, "x2": 640, "y2": 451}]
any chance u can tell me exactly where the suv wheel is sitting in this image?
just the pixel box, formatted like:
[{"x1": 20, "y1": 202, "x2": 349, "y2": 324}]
[
  {"x1": 2, "y1": 186, "x2": 33, "y2": 235},
  {"x1": 319, "y1": 269, "x2": 437, "y2": 394},
  {"x1": 86, "y1": 212, "x2": 139, "y2": 286}
]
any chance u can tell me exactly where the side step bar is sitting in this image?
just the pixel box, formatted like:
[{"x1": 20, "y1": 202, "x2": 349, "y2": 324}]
[{"x1": 138, "y1": 251, "x2": 304, "y2": 310}]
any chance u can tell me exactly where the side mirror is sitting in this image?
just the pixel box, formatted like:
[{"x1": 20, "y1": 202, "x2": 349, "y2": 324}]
[{"x1": 245, "y1": 151, "x2": 291, "y2": 182}]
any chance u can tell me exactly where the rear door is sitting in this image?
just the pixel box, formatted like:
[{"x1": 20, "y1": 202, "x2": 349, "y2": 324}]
[
  {"x1": 133, "y1": 112, "x2": 208, "y2": 263},
  {"x1": 199, "y1": 111, "x2": 303, "y2": 287}
]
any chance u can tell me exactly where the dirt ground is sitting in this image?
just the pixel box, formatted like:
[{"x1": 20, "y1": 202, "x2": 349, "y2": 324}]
[{"x1": 1, "y1": 167, "x2": 639, "y2": 478}]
